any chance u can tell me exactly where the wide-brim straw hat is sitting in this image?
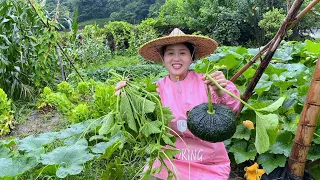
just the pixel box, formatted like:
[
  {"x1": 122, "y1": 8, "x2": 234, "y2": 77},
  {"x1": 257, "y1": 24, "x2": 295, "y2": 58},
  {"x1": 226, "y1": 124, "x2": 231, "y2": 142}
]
[{"x1": 138, "y1": 28, "x2": 218, "y2": 62}]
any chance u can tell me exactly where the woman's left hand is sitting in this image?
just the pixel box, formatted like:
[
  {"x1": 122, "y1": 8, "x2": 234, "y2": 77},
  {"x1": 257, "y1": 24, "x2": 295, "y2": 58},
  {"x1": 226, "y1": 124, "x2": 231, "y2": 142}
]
[{"x1": 203, "y1": 71, "x2": 227, "y2": 96}]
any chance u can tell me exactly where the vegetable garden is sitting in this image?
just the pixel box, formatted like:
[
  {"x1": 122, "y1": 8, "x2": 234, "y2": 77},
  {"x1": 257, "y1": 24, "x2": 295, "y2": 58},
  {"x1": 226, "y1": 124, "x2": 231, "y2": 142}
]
[{"x1": 1, "y1": 0, "x2": 320, "y2": 179}]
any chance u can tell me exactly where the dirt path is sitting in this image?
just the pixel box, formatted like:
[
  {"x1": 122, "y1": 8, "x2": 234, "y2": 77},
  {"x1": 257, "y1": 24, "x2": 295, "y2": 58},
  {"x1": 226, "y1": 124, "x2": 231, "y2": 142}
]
[{"x1": 5, "y1": 110, "x2": 66, "y2": 139}]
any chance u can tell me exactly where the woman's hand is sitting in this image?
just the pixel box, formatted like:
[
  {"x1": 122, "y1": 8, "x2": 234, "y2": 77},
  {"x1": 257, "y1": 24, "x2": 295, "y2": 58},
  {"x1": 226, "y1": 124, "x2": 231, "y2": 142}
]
[
  {"x1": 114, "y1": 81, "x2": 127, "y2": 96},
  {"x1": 202, "y1": 71, "x2": 227, "y2": 96}
]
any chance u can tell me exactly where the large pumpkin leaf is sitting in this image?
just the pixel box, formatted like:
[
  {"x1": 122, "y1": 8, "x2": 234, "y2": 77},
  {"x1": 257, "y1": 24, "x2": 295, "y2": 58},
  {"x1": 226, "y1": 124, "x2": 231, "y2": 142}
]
[
  {"x1": 0, "y1": 144, "x2": 12, "y2": 158},
  {"x1": 273, "y1": 46, "x2": 293, "y2": 61},
  {"x1": 265, "y1": 64, "x2": 287, "y2": 76},
  {"x1": 305, "y1": 40, "x2": 320, "y2": 54},
  {"x1": 255, "y1": 112, "x2": 279, "y2": 153},
  {"x1": 91, "y1": 132, "x2": 125, "y2": 160},
  {"x1": 242, "y1": 67, "x2": 256, "y2": 80},
  {"x1": 307, "y1": 144, "x2": 320, "y2": 161},
  {"x1": 229, "y1": 140, "x2": 257, "y2": 164},
  {"x1": 18, "y1": 132, "x2": 58, "y2": 159},
  {"x1": 269, "y1": 131, "x2": 293, "y2": 156},
  {"x1": 257, "y1": 97, "x2": 285, "y2": 112},
  {"x1": 218, "y1": 53, "x2": 241, "y2": 70},
  {"x1": 281, "y1": 114, "x2": 298, "y2": 133},
  {"x1": 0, "y1": 156, "x2": 37, "y2": 178},
  {"x1": 257, "y1": 153, "x2": 286, "y2": 174},
  {"x1": 41, "y1": 140, "x2": 94, "y2": 178},
  {"x1": 57, "y1": 119, "x2": 102, "y2": 139},
  {"x1": 254, "y1": 74, "x2": 273, "y2": 96},
  {"x1": 232, "y1": 124, "x2": 252, "y2": 141}
]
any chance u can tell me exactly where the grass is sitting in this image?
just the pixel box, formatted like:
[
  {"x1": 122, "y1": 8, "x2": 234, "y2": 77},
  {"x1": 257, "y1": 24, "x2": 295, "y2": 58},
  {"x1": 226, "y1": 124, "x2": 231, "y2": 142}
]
[
  {"x1": 78, "y1": 18, "x2": 110, "y2": 28},
  {"x1": 87, "y1": 55, "x2": 142, "y2": 72}
]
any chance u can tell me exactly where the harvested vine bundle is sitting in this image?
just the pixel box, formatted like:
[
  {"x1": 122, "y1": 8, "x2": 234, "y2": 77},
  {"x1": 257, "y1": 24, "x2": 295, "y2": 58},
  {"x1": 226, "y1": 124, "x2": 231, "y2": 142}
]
[{"x1": 98, "y1": 71, "x2": 179, "y2": 179}]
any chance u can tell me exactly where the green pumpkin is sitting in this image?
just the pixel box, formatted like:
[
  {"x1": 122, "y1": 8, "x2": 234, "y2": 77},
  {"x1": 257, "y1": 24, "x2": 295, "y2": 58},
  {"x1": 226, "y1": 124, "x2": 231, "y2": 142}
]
[{"x1": 187, "y1": 103, "x2": 236, "y2": 143}]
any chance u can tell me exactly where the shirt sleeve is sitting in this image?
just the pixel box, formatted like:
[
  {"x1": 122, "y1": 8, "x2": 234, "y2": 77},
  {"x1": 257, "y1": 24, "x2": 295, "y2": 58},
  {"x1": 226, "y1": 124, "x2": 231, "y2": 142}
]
[{"x1": 211, "y1": 80, "x2": 241, "y2": 112}]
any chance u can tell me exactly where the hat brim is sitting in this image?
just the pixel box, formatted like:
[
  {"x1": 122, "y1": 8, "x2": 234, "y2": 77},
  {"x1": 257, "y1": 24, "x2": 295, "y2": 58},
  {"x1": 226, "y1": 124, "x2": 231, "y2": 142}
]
[{"x1": 138, "y1": 35, "x2": 218, "y2": 62}]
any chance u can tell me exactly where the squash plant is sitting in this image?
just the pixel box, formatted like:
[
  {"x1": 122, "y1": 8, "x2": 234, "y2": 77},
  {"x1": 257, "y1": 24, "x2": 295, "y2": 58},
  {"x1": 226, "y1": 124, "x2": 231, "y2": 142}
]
[
  {"x1": 192, "y1": 40, "x2": 320, "y2": 176},
  {"x1": 187, "y1": 74, "x2": 285, "y2": 153}
]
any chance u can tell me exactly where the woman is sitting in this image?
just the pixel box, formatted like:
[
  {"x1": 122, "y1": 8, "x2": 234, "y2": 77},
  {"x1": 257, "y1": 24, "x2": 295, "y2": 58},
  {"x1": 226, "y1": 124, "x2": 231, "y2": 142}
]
[{"x1": 116, "y1": 28, "x2": 240, "y2": 180}]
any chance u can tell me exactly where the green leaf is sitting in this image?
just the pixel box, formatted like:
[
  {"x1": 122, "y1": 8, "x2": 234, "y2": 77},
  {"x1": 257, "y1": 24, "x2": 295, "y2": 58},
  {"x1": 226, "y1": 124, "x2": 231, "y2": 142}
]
[
  {"x1": 232, "y1": 124, "x2": 252, "y2": 141},
  {"x1": 145, "y1": 143, "x2": 162, "y2": 155},
  {"x1": 162, "y1": 134, "x2": 175, "y2": 146},
  {"x1": 0, "y1": 35, "x2": 11, "y2": 45},
  {"x1": 100, "y1": 158, "x2": 123, "y2": 180},
  {"x1": 131, "y1": 94, "x2": 156, "y2": 114},
  {"x1": 71, "y1": 10, "x2": 79, "y2": 42},
  {"x1": 307, "y1": 144, "x2": 320, "y2": 161},
  {"x1": 257, "y1": 153, "x2": 286, "y2": 174},
  {"x1": 305, "y1": 40, "x2": 320, "y2": 54},
  {"x1": 159, "y1": 149, "x2": 181, "y2": 161},
  {"x1": 34, "y1": 165, "x2": 58, "y2": 176},
  {"x1": 159, "y1": 106, "x2": 175, "y2": 125},
  {"x1": 255, "y1": 112, "x2": 279, "y2": 153},
  {"x1": 274, "y1": 79, "x2": 297, "y2": 92},
  {"x1": 257, "y1": 97, "x2": 285, "y2": 112},
  {"x1": 235, "y1": 46, "x2": 248, "y2": 55},
  {"x1": 92, "y1": 132, "x2": 125, "y2": 160},
  {"x1": 18, "y1": 132, "x2": 58, "y2": 158},
  {"x1": 265, "y1": 64, "x2": 287, "y2": 76},
  {"x1": 140, "y1": 121, "x2": 161, "y2": 137},
  {"x1": 99, "y1": 112, "x2": 114, "y2": 135},
  {"x1": 281, "y1": 114, "x2": 298, "y2": 133},
  {"x1": 229, "y1": 140, "x2": 257, "y2": 164},
  {"x1": 143, "y1": 78, "x2": 158, "y2": 92},
  {"x1": 310, "y1": 165, "x2": 320, "y2": 180},
  {"x1": 0, "y1": 156, "x2": 37, "y2": 178},
  {"x1": 269, "y1": 131, "x2": 293, "y2": 156},
  {"x1": 218, "y1": 53, "x2": 240, "y2": 70},
  {"x1": 0, "y1": 144, "x2": 12, "y2": 158},
  {"x1": 120, "y1": 94, "x2": 137, "y2": 132},
  {"x1": 242, "y1": 68, "x2": 255, "y2": 80},
  {"x1": 255, "y1": 74, "x2": 273, "y2": 96},
  {"x1": 41, "y1": 141, "x2": 94, "y2": 178}
]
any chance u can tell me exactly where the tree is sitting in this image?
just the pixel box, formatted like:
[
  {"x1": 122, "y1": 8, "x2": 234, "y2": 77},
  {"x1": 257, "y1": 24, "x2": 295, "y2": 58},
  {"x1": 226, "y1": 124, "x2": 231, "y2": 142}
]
[{"x1": 258, "y1": 8, "x2": 288, "y2": 39}]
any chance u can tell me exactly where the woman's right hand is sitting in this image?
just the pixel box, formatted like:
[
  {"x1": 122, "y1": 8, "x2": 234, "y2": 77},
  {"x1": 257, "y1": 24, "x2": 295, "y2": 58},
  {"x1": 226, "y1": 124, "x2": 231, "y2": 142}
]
[{"x1": 114, "y1": 81, "x2": 127, "y2": 96}]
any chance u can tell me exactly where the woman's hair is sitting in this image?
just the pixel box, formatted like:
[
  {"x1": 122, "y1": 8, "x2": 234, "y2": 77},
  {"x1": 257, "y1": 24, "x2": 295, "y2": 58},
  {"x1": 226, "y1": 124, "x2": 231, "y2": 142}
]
[{"x1": 160, "y1": 42, "x2": 195, "y2": 61}]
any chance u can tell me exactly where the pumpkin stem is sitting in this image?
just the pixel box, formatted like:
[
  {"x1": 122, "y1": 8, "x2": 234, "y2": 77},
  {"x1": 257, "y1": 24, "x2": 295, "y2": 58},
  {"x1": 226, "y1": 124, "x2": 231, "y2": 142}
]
[
  {"x1": 206, "y1": 84, "x2": 215, "y2": 114},
  {"x1": 205, "y1": 74, "x2": 256, "y2": 111}
]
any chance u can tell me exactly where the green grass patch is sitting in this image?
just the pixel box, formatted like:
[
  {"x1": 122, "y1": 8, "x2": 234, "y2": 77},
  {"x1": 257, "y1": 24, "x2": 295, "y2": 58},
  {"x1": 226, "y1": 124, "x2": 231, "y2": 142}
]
[{"x1": 78, "y1": 18, "x2": 110, "y2": 28}]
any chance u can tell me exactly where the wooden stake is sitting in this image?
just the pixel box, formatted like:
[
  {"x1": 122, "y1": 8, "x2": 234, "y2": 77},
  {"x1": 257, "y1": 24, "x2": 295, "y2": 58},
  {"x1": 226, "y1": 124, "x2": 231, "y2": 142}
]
[{"x1": 288, "y1": 58, "x2": 320, "y2": 178}]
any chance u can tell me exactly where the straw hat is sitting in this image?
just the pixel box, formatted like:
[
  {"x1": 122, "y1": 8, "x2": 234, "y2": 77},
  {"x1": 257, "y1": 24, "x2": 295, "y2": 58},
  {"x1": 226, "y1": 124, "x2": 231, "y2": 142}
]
[{"x1": 138, "y1": 28, "x2": 218, "y2": 62}]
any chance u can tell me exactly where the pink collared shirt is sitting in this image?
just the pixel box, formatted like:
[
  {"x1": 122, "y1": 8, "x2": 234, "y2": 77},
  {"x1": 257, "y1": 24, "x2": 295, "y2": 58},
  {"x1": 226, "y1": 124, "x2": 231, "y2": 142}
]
[{"x1": 153, "y1": 70, "x2": 240, "y2": 180}]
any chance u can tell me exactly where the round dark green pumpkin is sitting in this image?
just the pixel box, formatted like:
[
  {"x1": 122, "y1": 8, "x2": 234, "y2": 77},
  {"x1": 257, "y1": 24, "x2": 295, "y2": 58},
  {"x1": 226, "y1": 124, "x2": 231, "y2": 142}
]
[{"x1": 187, "y1": 103, "x2": 236, "y2": 143}]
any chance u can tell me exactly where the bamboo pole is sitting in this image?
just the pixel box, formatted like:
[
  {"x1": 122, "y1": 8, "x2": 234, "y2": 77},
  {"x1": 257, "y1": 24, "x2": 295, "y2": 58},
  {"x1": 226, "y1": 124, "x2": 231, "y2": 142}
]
[{"x1": 288, "y1": 58, "x2": 320, "y2": 178}]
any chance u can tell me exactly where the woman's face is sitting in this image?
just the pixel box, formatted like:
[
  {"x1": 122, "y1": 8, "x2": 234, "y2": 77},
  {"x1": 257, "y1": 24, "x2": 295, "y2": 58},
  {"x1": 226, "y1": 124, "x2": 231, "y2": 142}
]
[{"x1": 163, "y1": 43, "x2": 192, "y2": 81}]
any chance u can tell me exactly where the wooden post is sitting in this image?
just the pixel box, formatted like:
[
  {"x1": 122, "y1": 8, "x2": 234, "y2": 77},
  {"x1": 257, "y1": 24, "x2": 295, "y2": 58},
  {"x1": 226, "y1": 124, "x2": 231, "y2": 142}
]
[{"x1": 288, "y1": 58, "x2": 320, "y2": 178}]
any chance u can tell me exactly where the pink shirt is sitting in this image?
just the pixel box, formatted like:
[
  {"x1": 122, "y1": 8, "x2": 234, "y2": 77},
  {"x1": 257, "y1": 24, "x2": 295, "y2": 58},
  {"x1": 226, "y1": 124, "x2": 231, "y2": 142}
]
[{"x1": 153, "y1": 71, "x2": 240, "y2": 180}]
